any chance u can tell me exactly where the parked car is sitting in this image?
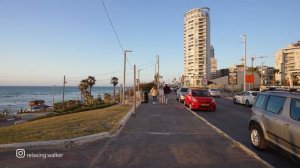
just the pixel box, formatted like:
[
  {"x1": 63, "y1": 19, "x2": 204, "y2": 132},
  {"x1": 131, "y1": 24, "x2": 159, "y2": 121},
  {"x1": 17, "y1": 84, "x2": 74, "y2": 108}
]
[
  {"x1": 233, "y1": 91, "x2": 259, "y2": 107},
  {"x1": 249, "y1": 90, "x2": 300, "y2": 159},
  {"x1": 184, "y1": 88, "x2": 216, "y2": 112},
  {"x1": 176, "y1": 87, "x2": 189, "y2": 102},
  {"x1": 208, "y1": 88, "x2": 221, "y2": 98}
]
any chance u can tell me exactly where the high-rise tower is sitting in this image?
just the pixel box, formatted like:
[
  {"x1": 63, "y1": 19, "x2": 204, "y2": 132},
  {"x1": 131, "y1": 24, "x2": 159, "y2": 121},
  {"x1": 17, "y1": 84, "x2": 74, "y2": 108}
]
[{"x1": 184, "y1": 8, "x2": 211, "y2": 86}]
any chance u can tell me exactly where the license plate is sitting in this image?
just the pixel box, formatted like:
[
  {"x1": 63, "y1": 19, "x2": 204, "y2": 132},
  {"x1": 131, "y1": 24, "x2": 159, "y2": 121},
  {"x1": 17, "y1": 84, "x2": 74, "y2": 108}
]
[{"x1": 201, "y1": 103, "x2": 209, "y2": 107}]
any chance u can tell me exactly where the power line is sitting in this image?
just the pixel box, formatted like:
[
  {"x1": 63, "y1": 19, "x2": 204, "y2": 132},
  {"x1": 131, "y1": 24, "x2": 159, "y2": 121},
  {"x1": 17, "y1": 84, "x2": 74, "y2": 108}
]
[
  {"x1": 100, "y1": 0, "x2": 124, "y2": 52},
  {"x1": 140, "y1": 63, "x2": 156, "y2": 70},
  {"x1": 138, "y1": 61, "x2": 156, "y2": 67},
  {"x1": 126, "y1": 56, "x2": 133, "y2": 70}
]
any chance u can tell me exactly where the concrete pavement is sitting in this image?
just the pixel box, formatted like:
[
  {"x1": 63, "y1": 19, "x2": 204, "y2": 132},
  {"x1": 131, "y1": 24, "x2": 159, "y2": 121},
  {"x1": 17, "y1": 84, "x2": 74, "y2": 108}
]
[
  {"x1": 91, "y1": 94, "x2": 269, "y2": 167},
  {"x1": 0, "y1": 94, "x2": 270, "y2": 168}
]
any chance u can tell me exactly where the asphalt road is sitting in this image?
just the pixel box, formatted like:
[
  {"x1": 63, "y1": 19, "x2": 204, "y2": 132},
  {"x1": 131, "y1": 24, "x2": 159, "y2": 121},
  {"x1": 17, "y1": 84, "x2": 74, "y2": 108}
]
[{"x1": 193, "y1": 96, "x2": 299, "y2": 168}]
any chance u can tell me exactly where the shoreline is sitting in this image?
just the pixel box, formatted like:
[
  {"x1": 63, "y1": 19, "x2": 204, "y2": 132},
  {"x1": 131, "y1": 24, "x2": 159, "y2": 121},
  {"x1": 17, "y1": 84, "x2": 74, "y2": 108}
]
[{"x1": 0, "y1": 86, "x2": 118, "y2": 113}]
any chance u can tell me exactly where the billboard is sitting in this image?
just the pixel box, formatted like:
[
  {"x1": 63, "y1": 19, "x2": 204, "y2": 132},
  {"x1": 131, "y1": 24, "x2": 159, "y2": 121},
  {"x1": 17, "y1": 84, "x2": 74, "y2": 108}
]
[
  {"x1": 228, "y1": 72, "x2": 237, "y2": 85},
  {"x1": 246, "y1": 75, "x2": 254, "y2": 84}
]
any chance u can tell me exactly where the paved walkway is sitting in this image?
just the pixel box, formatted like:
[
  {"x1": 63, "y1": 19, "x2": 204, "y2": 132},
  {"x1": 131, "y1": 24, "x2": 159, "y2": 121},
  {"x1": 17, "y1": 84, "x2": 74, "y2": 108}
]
[
  {"x1": 90, "y1": 94, "x2": 268, "y2": 168},
  {"x1": 0, "y1": 94, "x2": 269, "y2": 168}
]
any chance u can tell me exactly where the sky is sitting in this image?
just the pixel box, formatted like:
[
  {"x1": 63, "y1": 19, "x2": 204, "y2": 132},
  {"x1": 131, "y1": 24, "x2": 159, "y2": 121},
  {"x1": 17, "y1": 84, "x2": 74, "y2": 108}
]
[{"x1": 0, "y1": 0, "x2": 299, "y2": 86}]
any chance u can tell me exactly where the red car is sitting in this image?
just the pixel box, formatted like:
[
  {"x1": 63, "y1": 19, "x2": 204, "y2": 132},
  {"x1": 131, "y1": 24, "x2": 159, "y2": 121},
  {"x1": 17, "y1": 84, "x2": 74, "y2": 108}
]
[{"x1": 184, "y1": 88, "x2": 216, "y2": 112}]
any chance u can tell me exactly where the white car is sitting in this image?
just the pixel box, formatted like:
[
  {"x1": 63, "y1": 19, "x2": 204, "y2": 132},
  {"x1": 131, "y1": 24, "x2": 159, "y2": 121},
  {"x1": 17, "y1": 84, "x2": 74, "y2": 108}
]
[
  {"x1": 208, "y1": 89, "x2": 221, "y2": 98},
  {"x1": 233, "y1": 91, "x2": 259, "y2": 107},
  {"x1": 176, "y1": 87, "x2": 189, "y2": 102}
]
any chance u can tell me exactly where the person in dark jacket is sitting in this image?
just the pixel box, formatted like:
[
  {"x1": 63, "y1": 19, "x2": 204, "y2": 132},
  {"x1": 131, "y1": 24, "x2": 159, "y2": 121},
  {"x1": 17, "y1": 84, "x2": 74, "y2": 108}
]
[{"x1": 163, "y1": 84, "x2": 171, "y2": 104}]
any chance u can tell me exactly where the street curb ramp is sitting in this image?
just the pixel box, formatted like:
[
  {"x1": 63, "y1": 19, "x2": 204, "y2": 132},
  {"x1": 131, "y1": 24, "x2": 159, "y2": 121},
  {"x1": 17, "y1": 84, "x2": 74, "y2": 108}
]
[{"x1": 0, "y1": 102, "x2": 141, "y2": 148}]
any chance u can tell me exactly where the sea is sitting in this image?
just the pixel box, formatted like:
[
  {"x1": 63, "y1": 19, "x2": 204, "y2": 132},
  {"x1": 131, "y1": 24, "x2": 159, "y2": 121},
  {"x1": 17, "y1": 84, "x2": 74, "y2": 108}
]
[{"x1": 0, "y1": 86, "x2": 118, "y2": 112}]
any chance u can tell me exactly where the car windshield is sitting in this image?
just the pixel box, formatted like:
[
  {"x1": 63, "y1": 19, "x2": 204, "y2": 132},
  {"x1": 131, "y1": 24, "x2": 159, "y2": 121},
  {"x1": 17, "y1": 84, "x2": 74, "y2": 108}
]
[
  {"x1": 192, "y1": 90, "x2": 211, "y2": 97},
  {"x1": 251, "y1": 92, "x2": 259, "y2": 96},
  {"x1": 181, "y1": 88, "x2": 188, "y2": 92}
]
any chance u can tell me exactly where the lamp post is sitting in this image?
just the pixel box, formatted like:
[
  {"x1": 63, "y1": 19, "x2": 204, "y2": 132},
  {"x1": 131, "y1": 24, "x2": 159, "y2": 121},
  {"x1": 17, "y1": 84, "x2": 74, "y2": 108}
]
[
  {"x1": 241, "y1": 35, "x2": 247, "y2": 91},
  {"x1": 123, "y1": 50, "x2": 132, "y2": 104}
]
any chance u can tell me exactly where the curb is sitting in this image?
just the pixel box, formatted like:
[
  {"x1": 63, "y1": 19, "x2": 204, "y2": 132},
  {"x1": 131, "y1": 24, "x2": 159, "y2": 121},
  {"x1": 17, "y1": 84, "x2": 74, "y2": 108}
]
[
  {"x1": 185, "y1": 107, "x2": 273, "y2": 168},
  {"x1": 0, "y1": 103, "x2": 141, "y2": 148}
]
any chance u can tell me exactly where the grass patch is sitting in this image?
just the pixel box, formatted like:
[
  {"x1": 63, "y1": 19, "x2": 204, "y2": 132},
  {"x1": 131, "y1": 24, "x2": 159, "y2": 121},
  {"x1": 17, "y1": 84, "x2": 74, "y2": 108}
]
[{"x1": 0, "y1": 104, "x2": 132, "y2": 144}]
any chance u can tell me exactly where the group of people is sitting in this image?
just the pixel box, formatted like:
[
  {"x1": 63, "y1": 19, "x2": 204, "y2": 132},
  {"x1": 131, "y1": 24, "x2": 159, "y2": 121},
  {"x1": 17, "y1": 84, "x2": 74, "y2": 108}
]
[{"x1": 148, "y1": 84, "x2": 171, "y2": 104}]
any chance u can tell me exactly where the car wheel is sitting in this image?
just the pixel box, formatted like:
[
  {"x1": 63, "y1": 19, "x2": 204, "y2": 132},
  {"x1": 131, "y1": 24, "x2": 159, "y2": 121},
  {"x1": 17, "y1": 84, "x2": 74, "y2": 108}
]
[
  {"x1": 211, "y1": 107, "x2": 216, "y2": 112},
  {"x1": 245, "y1": 100, "x2": 250, "y2": 107},
  {"x1": 250, "y1": 124, "x2": 268, "y2": 150},
  {"x1": 233, "y1": 98, "x2": 237, "y2": 104}
]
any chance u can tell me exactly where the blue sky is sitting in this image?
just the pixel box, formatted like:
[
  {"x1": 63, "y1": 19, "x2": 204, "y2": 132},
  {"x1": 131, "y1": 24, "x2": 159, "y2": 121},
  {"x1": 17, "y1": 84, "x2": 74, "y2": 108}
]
[{"x1": 0, "y1": 0, "x2": 299, "y2": 86}]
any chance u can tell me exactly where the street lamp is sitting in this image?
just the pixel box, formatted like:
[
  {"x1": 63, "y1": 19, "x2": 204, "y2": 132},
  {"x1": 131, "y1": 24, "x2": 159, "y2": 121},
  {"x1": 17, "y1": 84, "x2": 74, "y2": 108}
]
[
  {"x1": 123, "y1": 50, "x2": 132, "y2": 104},
  {"x1": 241, "y1": 35, "x2": 247, "y2": 91}
]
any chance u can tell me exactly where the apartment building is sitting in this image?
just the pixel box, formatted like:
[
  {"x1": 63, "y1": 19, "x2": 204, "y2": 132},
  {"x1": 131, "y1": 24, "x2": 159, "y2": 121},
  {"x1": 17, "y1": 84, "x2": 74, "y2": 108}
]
[
  {"x1": 275, "y1": 41, "x2": 300, "y2": 85},
  {"x1": 210, "y1": 46, "x2": 217, "y2": 79},
  {"x1": 183, "y1": 8, "x2": 211, "y2": 86}
]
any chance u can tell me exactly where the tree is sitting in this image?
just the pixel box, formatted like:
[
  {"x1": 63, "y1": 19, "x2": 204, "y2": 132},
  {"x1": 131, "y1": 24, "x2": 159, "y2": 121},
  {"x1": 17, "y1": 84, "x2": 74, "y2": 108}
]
[
  {"x1": 87, "y1": 76, "x2": 96, "y2": 94},
  {"x1": 110, "y1": 77, "x2": 118, "y2": 98},
  {"x1": 79, "y1": 76, "x2": 96, "y2": 105},
  {"x1": 272, "y1": 69, "x2": 280, "y2": 85}
]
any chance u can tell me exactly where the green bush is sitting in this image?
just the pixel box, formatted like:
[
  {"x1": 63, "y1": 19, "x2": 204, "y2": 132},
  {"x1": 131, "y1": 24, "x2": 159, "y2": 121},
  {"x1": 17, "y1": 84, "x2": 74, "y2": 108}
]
[
  {"x1": 140, "y1": 82, "x2": 155, "y2": 92},
  {"x1": 53, "y1": 100, "x2": 82, "y2": 113},
  {"x1": 30, "y1": 102, "x2": 117, "y2": 121}
]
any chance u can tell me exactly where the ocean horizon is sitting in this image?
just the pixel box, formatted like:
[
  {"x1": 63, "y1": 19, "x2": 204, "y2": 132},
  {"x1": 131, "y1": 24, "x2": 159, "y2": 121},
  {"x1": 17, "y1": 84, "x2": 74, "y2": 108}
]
[{"x1": 0, "y1": 86, "x2": 121, "y2": 112}]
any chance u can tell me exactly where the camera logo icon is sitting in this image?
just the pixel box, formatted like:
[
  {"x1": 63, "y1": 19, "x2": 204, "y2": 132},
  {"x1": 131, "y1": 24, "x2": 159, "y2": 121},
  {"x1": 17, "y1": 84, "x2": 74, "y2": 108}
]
[{"x1": 16, "y1": 149, "x2": 26, "y2": 158}]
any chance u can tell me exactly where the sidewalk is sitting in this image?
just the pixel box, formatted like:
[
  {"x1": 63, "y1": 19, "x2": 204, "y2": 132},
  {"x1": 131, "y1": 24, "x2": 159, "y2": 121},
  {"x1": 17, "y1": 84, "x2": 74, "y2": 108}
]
[{"x1": 91, "y1": 94, "x2": 270, "y2": 168}]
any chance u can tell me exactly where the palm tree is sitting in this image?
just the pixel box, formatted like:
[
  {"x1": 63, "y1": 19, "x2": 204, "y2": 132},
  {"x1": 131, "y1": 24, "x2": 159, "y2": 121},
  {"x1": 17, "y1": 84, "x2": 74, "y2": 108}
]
[
  {"x1": 111, "y1": 77, "x2": 118, "y2": 98},
  {"x1": 79, "y1": 79, "x2": 89, "y2": 103},
  {"x1": 87, "y1": 76, "x2": 96, "y2": 95},
  {"x1": 79, "y1": 76, "x2": 96, "y2": 105}
]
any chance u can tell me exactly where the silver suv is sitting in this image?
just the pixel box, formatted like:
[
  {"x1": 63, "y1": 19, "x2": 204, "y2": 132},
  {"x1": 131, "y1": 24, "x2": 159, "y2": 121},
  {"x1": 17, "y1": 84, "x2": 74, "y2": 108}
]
[{"x1": 249, "y1": 90, "x2": 300, "y2": 159}]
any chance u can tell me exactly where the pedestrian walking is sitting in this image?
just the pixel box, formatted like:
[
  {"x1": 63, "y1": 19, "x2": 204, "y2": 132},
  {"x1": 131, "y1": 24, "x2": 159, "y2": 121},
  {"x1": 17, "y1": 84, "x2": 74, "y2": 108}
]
[
  {"x1": 158, "y1": 86, "x2": 165, "y2": 104},
  {"x1": 163, "y1": 84, "x2": 171, "y2": 104},
  {"x1": 149, "y1": 85, "x2": 158, "y2": 104}
]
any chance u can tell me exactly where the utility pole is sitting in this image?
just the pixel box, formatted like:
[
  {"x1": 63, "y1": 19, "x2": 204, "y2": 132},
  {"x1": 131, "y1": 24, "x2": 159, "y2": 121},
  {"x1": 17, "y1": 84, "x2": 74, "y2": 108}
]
[
  {"x1": 62, "y1": 75, "x2": 66, "y2": 103},
  {"x1": 138, "y1": 69, "x2": 141, "y2": 91},
  {"x1": 119, "y1": 84, "x2": 123, "y2": 104},
  {"x1": 123, "y1": 50, "x2": 132, "y2": 104},
  {"x1": 261, "y1": 62, "x2": 264, "y2": 85},
  {"x1": 251, "y1": 55, "x2": 267, "y2": 88},
  {"x1": 241, "y1": 35, "x2": 247, "y2": 91},
  {"x1": 52, "y1": 85, "x2": 55, "y2": 111},
  {"x1": 133, "y1": 65, "x2": 136, "y2": 117},
  {"x1": 157, "y1": 55, "x2": 160, "y2": 88}
]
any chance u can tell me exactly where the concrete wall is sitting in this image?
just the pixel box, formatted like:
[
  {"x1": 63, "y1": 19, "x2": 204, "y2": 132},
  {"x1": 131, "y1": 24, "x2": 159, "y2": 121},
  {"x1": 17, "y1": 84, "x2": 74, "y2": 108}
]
[{"x1": 210, "y1": 71, "x2": 261, "y2": 91}]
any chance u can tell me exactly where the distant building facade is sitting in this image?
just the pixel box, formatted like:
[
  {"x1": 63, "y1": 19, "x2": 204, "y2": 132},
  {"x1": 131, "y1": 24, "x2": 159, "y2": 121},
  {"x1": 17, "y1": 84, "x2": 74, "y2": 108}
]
[
  {"x1": 257, "y1": 65, "x2": 276, "y2": 85},
  {"x1": 184, "y1": 8, "x2": 211, "y2": 86},
  {"x1": 217, "y1": 68, "x2": 229, "y2": 78},
  {"x1": 210, "y1": 46, "x2": 217, "y2": 79},
  {"x1": 275, "y1": 41, "x2": 300, "y2": 85},
  {"x1": 211, "y1": 57, "x2": 217, "y2": 79}
]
